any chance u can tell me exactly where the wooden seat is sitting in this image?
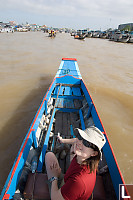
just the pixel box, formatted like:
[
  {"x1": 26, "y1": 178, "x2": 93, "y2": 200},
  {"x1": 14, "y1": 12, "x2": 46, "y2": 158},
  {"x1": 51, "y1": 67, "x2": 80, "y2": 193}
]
[
  {"x1": 23, "y1": 173, "x2": 50, "y2": 200},
  {"x1": 24, "y1": 173, "x2": 105, "y2": 200},
  {"x1": 93, "y1": 175, "x2": 106, "y2": 200}
]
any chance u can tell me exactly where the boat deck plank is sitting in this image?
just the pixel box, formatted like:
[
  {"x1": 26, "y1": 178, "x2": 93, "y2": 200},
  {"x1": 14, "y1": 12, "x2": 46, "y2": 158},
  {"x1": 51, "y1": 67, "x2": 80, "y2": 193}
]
[
  {"x1": 62, "y1": 112, "x2": 68, "y2": 136},
  {"x1": 55, "y1": 112, "x2": 63, "y2": 135},
  {"x1": 54, "y1": 111, "x2": 79, "y2": 173}
]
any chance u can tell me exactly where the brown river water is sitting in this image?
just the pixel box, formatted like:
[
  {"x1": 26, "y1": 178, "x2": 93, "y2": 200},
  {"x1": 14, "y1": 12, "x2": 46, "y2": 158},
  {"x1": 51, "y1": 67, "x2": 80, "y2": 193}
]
[{"x1": 0, "y1": 32, "x2": 133, "y2": 192}]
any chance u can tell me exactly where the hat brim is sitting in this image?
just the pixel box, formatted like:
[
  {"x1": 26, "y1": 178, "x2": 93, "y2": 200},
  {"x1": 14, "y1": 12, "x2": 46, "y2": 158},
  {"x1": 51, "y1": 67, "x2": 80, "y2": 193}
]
[
  {"x1": 76, "y1": 127, "x2": 105, "y2": 160},
  {"x1": 76, "y1": 128, "x2": 98, "y2": 147}
]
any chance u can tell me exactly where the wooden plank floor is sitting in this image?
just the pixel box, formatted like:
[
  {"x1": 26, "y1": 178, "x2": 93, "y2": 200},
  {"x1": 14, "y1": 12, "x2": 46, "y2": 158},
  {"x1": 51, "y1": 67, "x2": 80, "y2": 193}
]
[{"x1": 53, "y1": 111, "x2": 80, "y2": 173}]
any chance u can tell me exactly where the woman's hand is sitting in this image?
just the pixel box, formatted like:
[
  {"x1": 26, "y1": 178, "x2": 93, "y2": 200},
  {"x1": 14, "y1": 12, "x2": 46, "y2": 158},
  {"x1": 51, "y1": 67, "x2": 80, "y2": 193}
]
[
  {"x1": 57, "y1": 135, "x2": 64, "y2": 144},
  {"x1": 49, "y1": 161, "x2": 61, "y2": 178}
]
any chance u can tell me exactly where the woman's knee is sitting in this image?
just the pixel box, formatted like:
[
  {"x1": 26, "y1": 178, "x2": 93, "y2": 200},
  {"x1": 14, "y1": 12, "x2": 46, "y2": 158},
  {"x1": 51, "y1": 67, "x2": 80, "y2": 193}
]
[
  {"x1": 45, "y1": 151, "x2": 56, "y2": 159},
  {"x1": 45, "y1": 151, "x2": 54, "y2": 159},
  {"x1": 45, "y1": 152, "x2": 58, "y2": 166}
]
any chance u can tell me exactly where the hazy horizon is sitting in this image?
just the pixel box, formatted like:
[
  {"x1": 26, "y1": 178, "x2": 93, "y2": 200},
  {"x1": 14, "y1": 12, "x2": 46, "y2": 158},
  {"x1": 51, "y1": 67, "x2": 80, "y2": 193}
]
[{"x1": 0, "y1": 0, "x2": 133, "y2": 30}]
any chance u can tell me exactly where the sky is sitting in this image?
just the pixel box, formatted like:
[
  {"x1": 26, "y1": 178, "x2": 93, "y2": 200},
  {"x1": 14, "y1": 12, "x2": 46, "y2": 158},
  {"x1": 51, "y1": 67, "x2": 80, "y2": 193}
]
[{"x1": 0, "y1": 0, "x2": 133, "y2": 30}]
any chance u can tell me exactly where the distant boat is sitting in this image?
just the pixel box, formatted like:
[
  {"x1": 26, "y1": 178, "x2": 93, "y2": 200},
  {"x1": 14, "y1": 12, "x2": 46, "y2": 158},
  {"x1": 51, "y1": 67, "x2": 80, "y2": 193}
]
[
  {"x1": 119, "y1": 33, "x2": 130, "y2": 43},
  {"x1": 92, "y1": 31, "x2": 100, "y2": 38},
  {"x1": 128, "y1": 32, "x2": 133, "y2": 43},
  {"x1": 109, "y1": 34, "x2": 115, "y2": 41},
  {"x1": 74, "y1": 29, "x2": 87, "y2": 40},
  {"x1": 86, "y1": 31, "x2": 92, "y2": 38},
  {"x1": 74, "y1": 34, "x2": 86, "y2": 40},
  {"x1": 0, "y1": 28, "x2": 14, "y2": 33},
  {"x1": 100, "y1": 32, "x2": 108, "y2": 39},
  {"x1": 16, "y1": 28, "x2": 28, "y2": 32},
  {"x1": 70, "y1": 32, "x2": 76, "y2": 36},
  {"x1": 113, "y1": 31, "x2": 122, "y2": 42},
  {"x1": 1, "y1": 58, "x2": 128, "y2": 200}
]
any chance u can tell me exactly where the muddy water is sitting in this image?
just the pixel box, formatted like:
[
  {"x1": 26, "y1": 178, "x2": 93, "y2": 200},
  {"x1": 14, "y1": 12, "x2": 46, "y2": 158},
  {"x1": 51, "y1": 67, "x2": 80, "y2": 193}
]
[{"x1": 0, "y1": 32, "x2": 133, "y2": 191}]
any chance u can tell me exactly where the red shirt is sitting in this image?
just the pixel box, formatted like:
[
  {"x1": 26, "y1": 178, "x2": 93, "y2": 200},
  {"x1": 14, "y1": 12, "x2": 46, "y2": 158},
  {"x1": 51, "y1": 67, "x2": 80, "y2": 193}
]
[{"x1": 61, "y1": 156, "x2": 96, "y2": 200}]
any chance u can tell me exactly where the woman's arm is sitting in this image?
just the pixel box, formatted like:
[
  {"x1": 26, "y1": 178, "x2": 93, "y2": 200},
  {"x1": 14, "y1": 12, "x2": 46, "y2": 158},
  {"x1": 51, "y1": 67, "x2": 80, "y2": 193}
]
[
  {"x1": 51, "y1": 180, "x2": 64, "y2": 200},
  {"x1": 45, "y1": 152, "x2": 64, "y2": 200},
  {"x1": 57, "y1": 135, "x2": 77, "y2": 144}
]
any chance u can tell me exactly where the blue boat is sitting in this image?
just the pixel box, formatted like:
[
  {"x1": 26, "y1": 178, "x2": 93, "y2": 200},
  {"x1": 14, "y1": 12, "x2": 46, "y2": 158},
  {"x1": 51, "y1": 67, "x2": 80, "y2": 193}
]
[{"x1": 1, "y1": 58, "x2": 127, "y2": 200}]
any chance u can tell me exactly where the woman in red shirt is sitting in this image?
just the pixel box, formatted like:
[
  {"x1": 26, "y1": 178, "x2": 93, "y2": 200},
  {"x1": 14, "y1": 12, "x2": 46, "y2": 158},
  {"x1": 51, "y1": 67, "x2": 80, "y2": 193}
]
[{"x1": 45, "y1": 126, "x2": 106, "y2": 200}]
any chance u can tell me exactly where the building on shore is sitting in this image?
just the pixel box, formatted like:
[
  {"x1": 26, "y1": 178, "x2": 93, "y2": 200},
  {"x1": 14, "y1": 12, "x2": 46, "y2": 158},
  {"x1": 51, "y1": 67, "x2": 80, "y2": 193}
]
[{"x1": 118, "y1": 23, "x2": 133, "y2": 31}]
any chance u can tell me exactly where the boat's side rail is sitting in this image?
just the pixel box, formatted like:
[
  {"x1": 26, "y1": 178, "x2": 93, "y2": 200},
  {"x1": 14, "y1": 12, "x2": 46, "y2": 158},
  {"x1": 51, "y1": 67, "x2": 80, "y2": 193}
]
[
  {"x1": 37, "y1": 84, "x2": 62, "y2": 171},
  {"x1": 80, "y1": 79, "x2": 125, "y2": 199}
]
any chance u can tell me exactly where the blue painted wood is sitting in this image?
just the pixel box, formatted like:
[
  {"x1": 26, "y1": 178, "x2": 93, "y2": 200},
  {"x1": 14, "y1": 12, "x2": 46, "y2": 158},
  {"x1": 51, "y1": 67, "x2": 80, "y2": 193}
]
[
  {"x1": 57, "y1": 70, "x2": 81, "y2": 78},
  {"x1": 45, "y1": 79, "x2": 56, "y2": 101},
  {"x1": 68, "y1": 99, "x2": 75, "y2": 108},
  {"x1": 103, "y1": 135, "x2": 123, "y2": 199},
  {"x1": 58, "y1": 60, "x2": 64, "y2": 69},
  {"x1": 79, "y1": 109, "x2": 86, "y2": 130},
  {"x1": 87, "y1": 102, "x2": 93, "y2": 118},
  {"x1": 59, "y1": 86, "x2": 64, "y2": 95},
  {"x1": 63, "y1": 99, "x2": 66, "y2": 108},
  {"x1": 91, "y1": 106, "x2": 104, "y2": 132},
  {"x1": 75, "y1": 61, "x2": 82, "y2": 78},
  {"x1": 52, "y1": 137, "x2": 55, "y2": 151},
  {"x1": 32, "y1": 130, "x2": 38, "y2": 148},
  {"x1": 80, "y1": 80, "x2": 92, "y2": 103},
  {"x1": 53, "y1": 85, "x2": 59, "y2": 95},
  {"x1": 55, "y1": 59, "x2": 82, "y2": 78},
  {"x1": 61, "y1": 99, "x2": 74, "y2": 109},
  {"x1": 6, "y1": 136, "x2": 33, "y2": 199},
  {"x1": 56, "y1": 98, "x2": 59, "y2": 107},
  {"x1": 72, "y1": 87, "x2": 81, "y2": 96},
  {"x1": 55, "y1": 75, "x2": 81, "y2": 85},
  {"x1": 56, "y1": 108, "x2": 79, "y2": 113},
  {"x1": 51, "y1": 94, "x2": 83, "y2": 100},
  {"x1": 70, "y1": 125, "x2": 76, "y2": 138},
  {"x1": 37, "y1": 108, "x2": 56, "y2": 171},
  {"x1": 45, "y1": 100, "x2": 47, "y2": 115},
  {"x1": 64, "y1": 86, "x2": 72, "y2": 96}
]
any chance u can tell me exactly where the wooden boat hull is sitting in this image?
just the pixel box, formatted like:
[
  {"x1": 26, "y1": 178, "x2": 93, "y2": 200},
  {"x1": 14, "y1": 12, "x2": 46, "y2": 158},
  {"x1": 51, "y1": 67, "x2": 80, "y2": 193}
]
[
  {"x1": 1, "y1": 58, "x2": 126, "y2": 200},
  {"x1": 74, "y1": 35, "x2": 86, "y2": 40}
]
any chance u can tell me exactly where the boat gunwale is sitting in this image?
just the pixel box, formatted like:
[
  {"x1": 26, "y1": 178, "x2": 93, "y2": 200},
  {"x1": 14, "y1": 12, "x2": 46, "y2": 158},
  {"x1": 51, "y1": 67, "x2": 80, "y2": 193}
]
[{"x1": 81, "y1": 78, "x2": 126, "y2": 198}]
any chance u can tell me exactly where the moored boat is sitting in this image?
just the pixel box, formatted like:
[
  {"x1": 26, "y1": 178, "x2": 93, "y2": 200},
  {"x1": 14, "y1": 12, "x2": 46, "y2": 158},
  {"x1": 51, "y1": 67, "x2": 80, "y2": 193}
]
[
  {"x1": 128, "y1": 32, "x2": 133, "y2": 43},
  {"x1": 113, "y1": 31, "x2": 122, "y2": 42},
  {"x1": 0, "y1": 27, "x2": 14, "y2": 33},
  {"x1": 99, "y1": 32, "x2": 108, "y2": 39},
  {"x1": 74, "y1": 34, "x2": 86, "y2": 40},
  {"x1": 1, "y1": 58, "x2": 128, "y2": 200},
  {"x1": 119, "y1": 33, "x2": 130, "y2": 43},
  {"x1": 70, "y1": 31, "x2": 76, "y2": 36},
  {"x1": 16, "y1": 28, "x2": 28, "y2": 32},
  {"x1": 74, "y1": 29, "x2": 87, "y2": 40},
  {"x1": 86, "y1": 31, "x2": 92, "y2": 38},
  {"x1": 92, "y1": 31, "x2": 100, "y2": 38}
]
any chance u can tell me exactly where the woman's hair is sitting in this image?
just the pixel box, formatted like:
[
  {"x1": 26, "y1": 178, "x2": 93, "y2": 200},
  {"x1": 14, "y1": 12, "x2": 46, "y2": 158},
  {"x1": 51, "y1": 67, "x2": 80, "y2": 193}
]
[{"x1": 82, "y1": 146, "x2": 101, "y2": 173}]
